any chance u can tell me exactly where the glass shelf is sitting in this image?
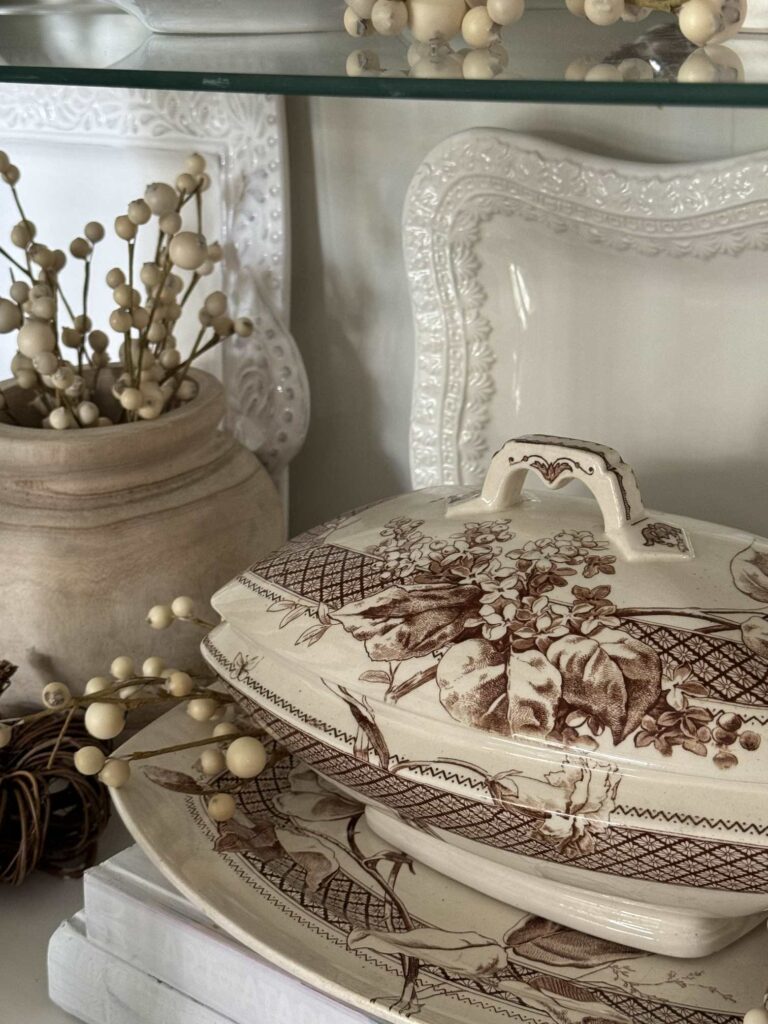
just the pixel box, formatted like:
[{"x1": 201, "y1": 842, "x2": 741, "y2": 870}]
[{"x1": 1, "y1": 0, "x2": 768, "y2": 106}]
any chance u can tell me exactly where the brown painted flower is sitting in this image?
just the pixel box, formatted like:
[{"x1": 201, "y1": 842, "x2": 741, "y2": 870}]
[
  {"x1": 532, "y1": 759, "x2": 621, "y2": 856},
  {"x1": 582, "y1": 555, "x2": 617, "y2": 579},
  {"x1": 731, "y1": 541, "x2": 768, "y2": 603},
  {"x1": 571, "y1": 584, "x2": 614, "y2": 611},
  {"x1": 529, "y1": 564, "x2": 578, "y2": 596}
]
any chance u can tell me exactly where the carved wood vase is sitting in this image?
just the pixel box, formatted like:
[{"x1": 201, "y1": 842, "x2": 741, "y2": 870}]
[{"x1": 0, "y1": 369, "x2": 284, "y2": 701}]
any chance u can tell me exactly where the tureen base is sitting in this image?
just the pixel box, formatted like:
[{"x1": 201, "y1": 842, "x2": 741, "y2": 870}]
[{"x1": 365, "y1": 807, "x2": 766, "y2": 959}]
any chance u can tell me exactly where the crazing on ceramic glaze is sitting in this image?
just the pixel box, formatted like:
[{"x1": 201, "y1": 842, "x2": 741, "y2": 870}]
[{"x1": 145, "y1": 742, "x2": 748, "y2": 1023}]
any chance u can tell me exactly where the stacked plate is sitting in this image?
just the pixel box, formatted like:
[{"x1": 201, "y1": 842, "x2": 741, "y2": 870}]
[
  {"x1": 98, "y1": 701, "x2": 768, "y2": 1024},
  {"x1": 48, "y1": 844, "x2": 373, "y2": 1024}
]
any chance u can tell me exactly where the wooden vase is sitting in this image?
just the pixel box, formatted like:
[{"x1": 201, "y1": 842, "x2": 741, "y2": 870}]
[{"x1": 0, "y1": 370, "x2": 284, "y2": 701}]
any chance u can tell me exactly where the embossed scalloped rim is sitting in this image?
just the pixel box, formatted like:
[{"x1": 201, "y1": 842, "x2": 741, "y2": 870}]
[{"x1": 403, "y1": 130, "x2": 768, "y2": 489}]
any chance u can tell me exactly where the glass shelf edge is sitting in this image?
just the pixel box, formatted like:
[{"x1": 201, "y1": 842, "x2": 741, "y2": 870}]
[{"x1": 1, "y1": 65, "x2": 768, "y2": 107}]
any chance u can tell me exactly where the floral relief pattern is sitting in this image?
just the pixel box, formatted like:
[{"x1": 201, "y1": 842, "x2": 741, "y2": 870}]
[{"x1": 271, "y1": 518, "x2": 766, "y2": 775}]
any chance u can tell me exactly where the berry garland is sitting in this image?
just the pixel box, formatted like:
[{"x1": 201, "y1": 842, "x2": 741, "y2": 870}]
[
  {"x1": 342, "y1": 0, "x2": 746, "y2": 81},
  {"x1": 0, "y1": 599, "x2": 274, "y2": 850}
]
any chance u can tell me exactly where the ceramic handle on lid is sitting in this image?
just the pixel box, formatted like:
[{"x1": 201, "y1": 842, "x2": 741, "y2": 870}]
[{"x1": 448, "y1": 435, "x2": 694, "y2": 562}]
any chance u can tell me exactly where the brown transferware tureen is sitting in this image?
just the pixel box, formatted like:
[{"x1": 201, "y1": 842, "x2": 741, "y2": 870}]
[{"x1": 203, "y1": 435, "x2": 768, "y2": 958}]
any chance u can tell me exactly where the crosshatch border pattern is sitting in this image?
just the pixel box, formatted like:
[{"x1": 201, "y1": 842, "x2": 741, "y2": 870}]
[{"x1": 203, "y1": 638, "x2": 768, "y2": 895}]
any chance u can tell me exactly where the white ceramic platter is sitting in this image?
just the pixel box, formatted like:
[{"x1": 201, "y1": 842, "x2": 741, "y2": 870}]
[
  {"x1": 405, "y1": 132, "x2": 768, "y2": 537},
  {"x1": 113, "y1": 706, "x2": 767, "y2": 1024}
]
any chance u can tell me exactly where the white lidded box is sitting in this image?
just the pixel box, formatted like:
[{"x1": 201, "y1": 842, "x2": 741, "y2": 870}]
[
  {"x1": 203, "y1": 435, "x2": 768, "y2": 959},
  {"x1": 104, "y1": 0, "x2": 344, "y2": 34}
]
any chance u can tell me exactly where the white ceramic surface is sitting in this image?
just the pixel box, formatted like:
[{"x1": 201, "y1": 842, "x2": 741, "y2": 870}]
[
  {"x1": 203, "y1": 434, "x2": 768, "y2": 954},
  {"x1": 112, "y1": 705, "x2": 768, "y2": 1023},
  {"x1": 103, "y1": 0, "x2": 344, "y2": 34},
  {"x1": 365, "y1": 806, "x2": 766, "y2": 958},
  {"x1": 403, "y1": 130, "x2": 768, "y2": 539},
  {"x1": 0, "y1": 83, "x2": 308, "y2": 477}
]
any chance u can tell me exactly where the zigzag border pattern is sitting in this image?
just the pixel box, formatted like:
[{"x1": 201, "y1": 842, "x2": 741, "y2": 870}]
[
  {"x1": 614, "y1": 805, "x2": 768, "y2": 837},
  {"x1": 177, "y1": 745, "x2": 742, "y2": 1024},
  {"x1": 203, "y1": 635, "x2": 357, "y2": 749},
  {"x1": 224, "y1": 681, "x2": 768, "y2": 895}
]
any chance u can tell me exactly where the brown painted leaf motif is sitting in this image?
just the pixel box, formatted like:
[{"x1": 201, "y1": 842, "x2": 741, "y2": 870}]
[
  {"x1": 279, "y1": 762, "x2": 365, "y2": 816},
  {"x1": 337, "y1": 690, "x2": 391, "y2": 768},
  {"x1": 497, "y1": 979, "x2": 628, "y2": 1024},
  {"x1": 274, "y1": 828, "x2": 339, "y2": 893},
  {"x1": 732, "y1": 542, "x2": 768, "y2": 603},
  {"x1": 504, "y1": 916, "x2": 640, "y2": 967},
  {"x1": 487, "y1": 769, "x2": 523, "y2": 806},
  {"x1": 348, "y1": 927, "x2": 507, "y2": 976},
  {"x1": 742, "y1": 616, "x2": 768, "y2": 660},
  {"x1": 281, "y1": 605, "x2": 308, "y2": 628},
  {"x1": 143, "y1": 767, "x2": 208, "y2": 794},
  {"x1": 388, "y1": 665, "x2": 438, "y2": 701},
  {"x1": 286, "y1": 763, "x2": 324, "y2": 794},
  {"x1": 436, "y1": 639, "x2": 508, "y2": 733},
  {"x1": 331, "y1": 583, "x2": 482, "y2": 662},
  {"x1": 506, "y1": 650, "x2": 563, "y2": 737},
  {"x1": 214, "y1": 818, "x2": 282, "y2": 860},
  {"x1": 437, "y1": 640, "x2": 564, "y2": 738},
  {"x1": 358, "y1": 670, "x2": 391, "y2": 685},
  {"x1": 548, "y1": 628, "x2": 662, "y2": 743},
  {"x1": 529, "y1": 974, "x2": 601, "y2": 1002},
  {"x1": 296, "y1": 623, "x2": 328, "y2": 647}
]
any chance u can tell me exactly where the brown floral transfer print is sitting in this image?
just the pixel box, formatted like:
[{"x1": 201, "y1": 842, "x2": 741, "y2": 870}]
[
  {"x1": 284, "y1": 518, "x2": 765, "y2": 771},
  {"x1": 148, "y1": 753, "x2": 742, "y2": 1024}
]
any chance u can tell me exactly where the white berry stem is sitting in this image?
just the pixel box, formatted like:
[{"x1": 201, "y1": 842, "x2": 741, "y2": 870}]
[
  {"x1": 123, "y1": 733, "x2": 242, "y2": 763},
  {"x1": 79, "y1": 254, "x2": 91, "y2": 375},
  {"x1": 0, "y1": 245, "x2": 32, "y2": 280},
  {"x1": 46, "y1": 704, "x2": 77, "y2": 770},
  {"x1": 178, "y1": 271, "x2": 201, "y2": 313},
  {"x1": 163, "y1": 331, "x2": 222, "y2": 390},
  {"x1": 166, "y1": 325, "x2": 210, "y2": 402}
]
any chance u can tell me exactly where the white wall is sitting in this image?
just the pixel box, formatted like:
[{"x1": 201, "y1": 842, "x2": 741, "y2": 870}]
[
  {"x1": 0, "y1": 140, "x2": 225, "y2": 383},
  {"x1": 286, "y1": 97, "x2": 768, "y2": 534}
]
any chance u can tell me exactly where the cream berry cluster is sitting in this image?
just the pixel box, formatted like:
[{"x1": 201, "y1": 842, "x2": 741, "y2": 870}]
[{"x1": 344, "y1": 0, "x2": 525, "y2": 49}]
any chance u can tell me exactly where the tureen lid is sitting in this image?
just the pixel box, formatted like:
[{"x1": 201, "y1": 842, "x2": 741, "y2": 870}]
[{"x1": 211, "y1": 435, "x2": 768, "y2": 784}]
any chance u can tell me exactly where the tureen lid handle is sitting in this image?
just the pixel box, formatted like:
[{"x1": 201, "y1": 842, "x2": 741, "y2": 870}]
[{"x1": 447, "y1": 435, "x2": 694, "y2": 562}]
